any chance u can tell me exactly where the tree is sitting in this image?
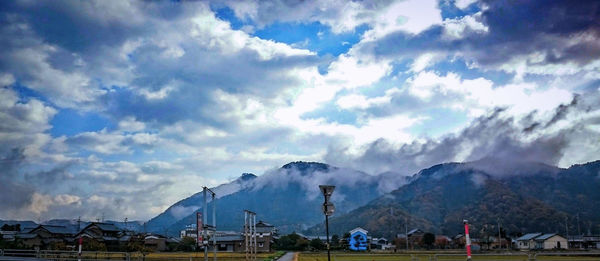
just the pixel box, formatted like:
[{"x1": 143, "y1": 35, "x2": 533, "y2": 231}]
[
  {"x1": 310, "y1": 238, "x2": 325, "y2": 251},
  {"x1": 1, "y1": 224, "x2": 21, "y2": 231},
  {"x1": 176, "y1": 236, "x2": 197, "y2": 251},
  {"x1": 84, "y1": 239, "x2": 107, "y2": 251},
  {"x1": 341, "y1": 232, "x2": 351, "y2": 249},
  {"x1": 422, "y1": 233, "x2": 435, "y2": 249},
  {"x1": 295, "y1": 237, "x2": 309, "y2": 251},
  {"x1": 331, "y1": 234, "x2": 340, "y2": 248},
  {"x1": 274, "y1": 233, "x2": 309, "y2": 251}
]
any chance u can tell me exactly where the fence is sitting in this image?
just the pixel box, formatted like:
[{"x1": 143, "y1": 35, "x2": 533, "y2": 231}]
[{"x1": 0, "y1": 249, "x2": 259, "y2": 261}]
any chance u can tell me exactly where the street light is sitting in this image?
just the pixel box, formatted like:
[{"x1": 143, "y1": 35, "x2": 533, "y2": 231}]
[{"x1": 319, "y1": 185, "x2": 335, "y2": 261}]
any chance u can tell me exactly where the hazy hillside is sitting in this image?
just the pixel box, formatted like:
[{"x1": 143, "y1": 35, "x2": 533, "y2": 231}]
[
  {"x1": 148, "y1": 161, "x2": 411, "y2": 236},
  {"x1": 307, "y1": 159, "x2": 600, "y2": 239}
]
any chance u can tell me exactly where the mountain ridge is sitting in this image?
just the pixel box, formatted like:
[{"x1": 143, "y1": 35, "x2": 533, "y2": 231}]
[{"x1": 306, "y1": 159, "x2": 600, "y2": 238}]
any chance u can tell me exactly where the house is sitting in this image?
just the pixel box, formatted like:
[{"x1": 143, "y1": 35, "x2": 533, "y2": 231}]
[
  {"x1": 245, "y1": 220, "x2": 277, "y2": 252},
  {"x1": 1, "y1": 230, "x2": 43, "y2": 248},
  {"x1": 371, "y1": 237, "x2": 394, "y2": 250},
  {"x1": 76, "y1": 222, "x2": 124, "y2": 250},
  {"x1": 434, "y1": 235, "x2": 452, "y2": 249},
  {"x1": 29, "y1": 225, "x2": 77, "y2": 247},
  {"x1": 144, "y1": 234, "x2": 167, "y2": 251},
  {"x1": 405, "y1": 228, "x2": 425, "y2": 249},
  {"x1": 453, "y1": 234, "x2": 481, "y2": 250},
  {"x1": 534, "y1": 233, "x2": 567, "y2": 250},
  {"x1": 516, "y1": 233, "x2": 567, "y2": 250},
  {"x1": 180, "y1": 224, "x2": 198, "y2": 239},
  {"x1": 568, "y1": 235, "x2": 600, "y2": 249},
  {"x1": 516, "y1": 233, "x2": 542, "y2": 250},
  {"x1": 211, "y1": 234, "x2": 245, "y2": 252},
  {"x1": 582, "y1": 235, "x2": 600, "y2": 249},
  {"x1": 349, "y1": 227, "x2": 369, "y2": 251}
]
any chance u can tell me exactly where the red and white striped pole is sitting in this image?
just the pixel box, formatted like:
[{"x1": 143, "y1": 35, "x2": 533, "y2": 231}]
[
  {"x1": 78, "y1": 237, "x2": 83, "y2": 261},
  {"x1": 463, "y1": 220, "x2": 472, "y2": 260}
]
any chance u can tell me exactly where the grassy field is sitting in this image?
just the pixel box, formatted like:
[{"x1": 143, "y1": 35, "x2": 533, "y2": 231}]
[{"x1": 297, "y1": 252, "x2": 600, "y2": 261}]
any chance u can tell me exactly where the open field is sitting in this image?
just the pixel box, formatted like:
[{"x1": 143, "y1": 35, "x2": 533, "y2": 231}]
[{"x1": 298, "y1": 252, "x2": 600, "y2": 261}]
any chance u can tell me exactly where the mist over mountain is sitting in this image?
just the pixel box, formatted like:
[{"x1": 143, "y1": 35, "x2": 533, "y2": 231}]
[
  {"x1": 307, "y1": 159, "x2": 600, "y2": 239},
  {"x1": 146, "y1": 161, "x2": 412, "y2": 236}
]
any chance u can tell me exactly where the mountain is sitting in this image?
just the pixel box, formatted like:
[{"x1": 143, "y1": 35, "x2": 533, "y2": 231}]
[
  {"x1": 147, "y1": 162, "x2": 412, "y2": 236},
  {"x1": 0, "y1": 220, "x2": 38, "y2": 231},
  {"x1": 42, "y1": 219, "x2": 145, "y2": 232},
  {"x1": 146, "y1": 172, "x2": 259, "y2": 234},
  {"x1": 307, "y1": 159, "x2": 600, "y2": 239}
]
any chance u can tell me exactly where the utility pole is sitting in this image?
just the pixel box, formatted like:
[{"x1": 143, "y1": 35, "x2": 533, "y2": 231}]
[
  {"x1": 577, "y1": 213, "x2": 581, "y2": 236},
  {"x1": 203, "y1": 187, "x2": 217, "y2": 261},
  {"x1": 497, "y1": 218, "x2": 501, "y2": 249},
  {"x1": 405, "y1": 217, "x2": 408, "y2": 251},
  {"x1": 565, "y1": 216, "x2": 569, "y2": 245},
  {"x1": 244, "y1": 210, "x2": 257, "y2": 261}
]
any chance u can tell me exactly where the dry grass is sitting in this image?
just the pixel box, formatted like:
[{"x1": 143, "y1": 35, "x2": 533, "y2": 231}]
[{"x1": 298, "y1": 252, "x2": 600, "y2": 261}]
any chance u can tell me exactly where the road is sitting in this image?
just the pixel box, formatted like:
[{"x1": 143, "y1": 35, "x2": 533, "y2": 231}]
[
  {"x1": 277, "y1": 252, "x2": 296, "y2": 261},
  {"x1": 0, "y1": 257, "x2": 48, "y2": 261}
]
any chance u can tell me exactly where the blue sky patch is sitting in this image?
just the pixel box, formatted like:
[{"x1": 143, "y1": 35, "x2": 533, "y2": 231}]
[{"x1": 50, "y1": 109, "x2": 113, "y2": 137}]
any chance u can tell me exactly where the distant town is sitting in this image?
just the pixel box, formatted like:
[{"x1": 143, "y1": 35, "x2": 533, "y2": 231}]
[{"x1": 2, "y1": 219, "x2": 600, "y2": 253}]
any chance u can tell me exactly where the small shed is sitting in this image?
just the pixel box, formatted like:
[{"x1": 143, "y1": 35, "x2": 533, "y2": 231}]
[
  {"x1": 535, "y1": 233, "x2": 567, "y2": 250},
  {"x1": 516, "y1": 233, "x2": 542, "y2": 250},
  {"x1": 349, "y1": 227, "x2": 368, "y2": 251}
]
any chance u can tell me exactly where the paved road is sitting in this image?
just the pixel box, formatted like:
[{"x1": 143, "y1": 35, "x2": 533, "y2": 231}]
[
  {"x1": 0, "y1": 257, "x2": 48, "y2": 261},
  {"x1": 277, "y1": 252, "x2": 296, "y2": 261}
]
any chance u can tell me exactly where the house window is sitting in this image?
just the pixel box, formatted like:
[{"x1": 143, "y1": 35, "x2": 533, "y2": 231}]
[{"x1": 259, "y1": 242, "x2": 264, "y2": 248}]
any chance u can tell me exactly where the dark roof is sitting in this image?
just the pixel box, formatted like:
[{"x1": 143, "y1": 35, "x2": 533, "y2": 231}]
[
  {"x1": 516, "y1": 233, "x2": 542, "y2": 241},
  {"x1": 256, "y1": 221, "x2": 273, "y2": 227},
  {"x1": 535, "y1": 233, "x2": 559, "y2": 241},
  {"x1": 34, "y1": 225, "x2": 76, "y2": 235},
  {"x1": 216, "y1": 235, "x2": 243, "y2": 242},
  {"x1": 94, "y1": 223, "x2": 121, "y2": 232},
  {"x1": 17, "y1": 233, "x2": 40, "y2": 239},
  {"x1": 407, "y1": 229, "x2": 423, "y2": 235}
]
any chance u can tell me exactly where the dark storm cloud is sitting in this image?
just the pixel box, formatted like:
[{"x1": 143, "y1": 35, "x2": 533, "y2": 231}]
[
  {"x1": 0, "y1": 148, "x2": 34, "y2": 211},
  {"x1": 325, "y1": 91, "x2": 600, "y2": 175},
  {"x1": 359, "y1": 0, "x2": 600, "y2": 69}
]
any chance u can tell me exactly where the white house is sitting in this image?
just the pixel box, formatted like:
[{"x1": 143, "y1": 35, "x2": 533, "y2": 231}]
[
  {"x1": 516, "y1": 233, "x2": 542, "y2": 250},
  {"x1": 534, "y1": 233, "x2": 568, "y2": 250}
]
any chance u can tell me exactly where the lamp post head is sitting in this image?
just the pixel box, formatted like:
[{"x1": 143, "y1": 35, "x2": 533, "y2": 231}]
[{"x1": 319, "y1": 185, "x2": 335, "y2": 197}]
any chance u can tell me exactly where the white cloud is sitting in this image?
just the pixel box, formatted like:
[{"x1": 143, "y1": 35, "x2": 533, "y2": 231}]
[
  {"x1": 455, "y1": 0, "x2": 478, "y2": 9},
  {"x1": 118, "y1": 117, "x2": 146, "y2": 132},
  {"x1": 406, "y1": 71, "x2": 573, "y2": 117},
  {"x1": 0, "y1": 73, "x2": 15, "y2": 86},
  {"x1": 336, "y1": 88, "x2": 400, "y2": 110},
  {"x1": 442, "y1": 12, "x2": 488, "y2": 40},
  {"x1": 363, "y1": 0, "x2": 442, "y2": 39}
]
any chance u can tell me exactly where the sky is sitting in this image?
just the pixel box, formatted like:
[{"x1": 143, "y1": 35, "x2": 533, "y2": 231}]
[{"x1": 0, "y1": 0, "x2": 599, "y2": 222}]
